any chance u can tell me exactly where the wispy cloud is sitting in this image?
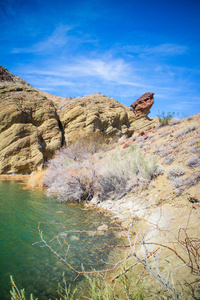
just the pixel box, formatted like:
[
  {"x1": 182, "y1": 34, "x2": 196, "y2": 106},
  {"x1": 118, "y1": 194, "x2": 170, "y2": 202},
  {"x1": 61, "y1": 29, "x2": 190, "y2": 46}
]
[
  {"x1": 19, "y1": 54, "x2": 187, "y2": 94},
  {"x1": 11, "y1": 25, "x2": 72, "y2": 54},
  {"x1": 121, "y1": 43, "x2": 188, "y2": 57},
  {"x1": 23, "y1": 56, "x2": 152, "y2": 92}
]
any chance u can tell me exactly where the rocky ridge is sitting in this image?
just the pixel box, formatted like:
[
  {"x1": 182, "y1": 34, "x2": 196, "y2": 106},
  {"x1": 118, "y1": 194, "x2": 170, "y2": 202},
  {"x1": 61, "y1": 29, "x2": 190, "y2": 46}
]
[{"x1": 0, "y1": 66, "x2": 157, "y2": 174}]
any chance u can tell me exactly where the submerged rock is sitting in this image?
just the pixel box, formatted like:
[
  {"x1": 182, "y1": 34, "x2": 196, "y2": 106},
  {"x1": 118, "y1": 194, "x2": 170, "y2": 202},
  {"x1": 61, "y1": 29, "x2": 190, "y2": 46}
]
[{"x1": 97, "y1": 224, "x2": 108, "y2": 231}]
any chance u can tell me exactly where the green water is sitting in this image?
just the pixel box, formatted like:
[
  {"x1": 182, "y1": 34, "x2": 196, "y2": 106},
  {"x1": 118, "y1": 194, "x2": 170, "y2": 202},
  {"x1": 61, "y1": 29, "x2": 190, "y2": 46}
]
[{"x1": 0, "y1": 181, "x2": 118, "y2": 299}]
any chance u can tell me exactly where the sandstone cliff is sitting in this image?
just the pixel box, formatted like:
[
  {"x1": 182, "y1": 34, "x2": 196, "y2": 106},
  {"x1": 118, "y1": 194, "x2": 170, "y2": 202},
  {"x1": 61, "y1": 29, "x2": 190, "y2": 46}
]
[
  {"x1": 0, "y1": 66, "x2": 63, "y2": 174},
  {"x1": 0, "y1": 66, "x2": 157, "y2": 174},
  {"x1": 60, "y1": 94, "x2": 135, "y2": 144}
]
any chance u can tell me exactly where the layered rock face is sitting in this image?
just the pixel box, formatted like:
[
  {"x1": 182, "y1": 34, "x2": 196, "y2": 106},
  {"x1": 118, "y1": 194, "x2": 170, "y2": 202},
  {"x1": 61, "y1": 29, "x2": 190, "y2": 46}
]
[
  {"x1": 130, "y1": 92, "x2": 154, "y2": 118},
  {"x1": 60, "y1": 94, "x2": 136, "y2": 144},
  {"x1": 0, "y1": 66, "x2": 157, "y2": 174},
  {"x1": 0, "y1": 67, "x2": 62, "y2": 174}
]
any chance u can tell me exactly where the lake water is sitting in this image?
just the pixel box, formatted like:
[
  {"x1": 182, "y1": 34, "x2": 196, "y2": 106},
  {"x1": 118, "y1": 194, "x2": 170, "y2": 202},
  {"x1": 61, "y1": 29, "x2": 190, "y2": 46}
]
[{"x1": 0, "y1": 181, "x2": 119, "y2": 299}]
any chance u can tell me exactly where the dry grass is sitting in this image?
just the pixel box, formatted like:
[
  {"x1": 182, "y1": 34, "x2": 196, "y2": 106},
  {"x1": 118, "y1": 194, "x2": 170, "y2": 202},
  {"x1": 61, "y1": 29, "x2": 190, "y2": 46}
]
[{"x1": 27, "y1": 170, "x2": 46, "y2": 188}]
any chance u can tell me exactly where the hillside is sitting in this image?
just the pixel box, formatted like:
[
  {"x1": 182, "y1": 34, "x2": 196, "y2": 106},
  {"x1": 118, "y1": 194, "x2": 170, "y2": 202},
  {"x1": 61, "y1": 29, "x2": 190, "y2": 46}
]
[{"x1": 90, "y1": 113, "x2": 200, "y2": 298}]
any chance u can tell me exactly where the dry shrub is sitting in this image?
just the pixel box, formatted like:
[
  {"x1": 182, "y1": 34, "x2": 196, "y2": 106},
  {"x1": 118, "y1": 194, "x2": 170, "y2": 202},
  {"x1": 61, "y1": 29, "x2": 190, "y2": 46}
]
[
  {"x1": 66, "y1": 131, "x2": 112, "y2": 155},
  {"x1": 96, "y1": 146, "x2": 162, "y2": 199},
  {"x1": 174, "y1": 125, "x2": 197, "y2": 138},
  {"x1": 167, "y1": 165, "x2": 185, "y2": 180},
  {"x1": 44, "y1": 159, "x2": 98, "y2": 202},
  {"x1": 27, "y1": 170, "x2": 46, "y2": 188},
  {"x1": 44, "y1": 143, "x2": 163, "y2": 202},
  {"x1": 186, "y1": 156, "x2": 199, "y2": 168}
]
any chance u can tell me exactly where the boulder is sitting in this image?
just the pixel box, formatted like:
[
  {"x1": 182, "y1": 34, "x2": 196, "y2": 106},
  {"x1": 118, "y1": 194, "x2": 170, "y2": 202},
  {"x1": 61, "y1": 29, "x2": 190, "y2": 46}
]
[
  {"x1": 130, "y1": 92, "x2": 154, "y2": 118},
  {"x1": 0, "y1": 67, "x2": 63, "y2": 174}
]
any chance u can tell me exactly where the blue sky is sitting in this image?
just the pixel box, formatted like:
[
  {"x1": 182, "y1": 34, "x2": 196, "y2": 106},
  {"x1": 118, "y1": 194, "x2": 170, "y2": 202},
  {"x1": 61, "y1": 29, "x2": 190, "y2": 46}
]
[{"x1": 0, "y1": 0, "x2": 200, "y2": 117}]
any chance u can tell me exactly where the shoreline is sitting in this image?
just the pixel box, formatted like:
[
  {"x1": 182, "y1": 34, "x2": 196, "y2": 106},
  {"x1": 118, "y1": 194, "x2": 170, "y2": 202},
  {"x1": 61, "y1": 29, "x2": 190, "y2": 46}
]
[{"x1": 0, "y1": 174, "x2": 29, "y2": 182}]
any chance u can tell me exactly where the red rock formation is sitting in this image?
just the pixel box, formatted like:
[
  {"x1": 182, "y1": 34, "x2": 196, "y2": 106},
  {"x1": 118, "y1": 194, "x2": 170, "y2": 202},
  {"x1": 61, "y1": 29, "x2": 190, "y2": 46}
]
[{"x1": 130, "y1": 92, "x2": 154, "y2": 118}]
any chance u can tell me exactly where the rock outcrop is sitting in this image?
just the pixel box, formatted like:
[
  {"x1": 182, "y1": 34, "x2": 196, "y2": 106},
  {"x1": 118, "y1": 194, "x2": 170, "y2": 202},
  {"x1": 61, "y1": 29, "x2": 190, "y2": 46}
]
[
  {"x1": 0, "y1": 67, "x2": 157, "y2": 174},
  {"x1": 130, "y1": 92, "x2": 154, "y2": 118},
  {"x1": 60, "y1": 94, "x2": 136, "y2": 144},
  {"x1": 0, "y1": 67, "x2": 63, "y2": 174}
]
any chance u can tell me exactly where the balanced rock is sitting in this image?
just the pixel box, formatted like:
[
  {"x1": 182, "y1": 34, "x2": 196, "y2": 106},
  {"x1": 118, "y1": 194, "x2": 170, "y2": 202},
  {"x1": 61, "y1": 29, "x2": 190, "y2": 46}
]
[
  {"x1": 0, "y1": 67, "x2": 62, "y2": 174},
  {"x1": 130, "y1": 92, "x2": 154, "y2": 118}
]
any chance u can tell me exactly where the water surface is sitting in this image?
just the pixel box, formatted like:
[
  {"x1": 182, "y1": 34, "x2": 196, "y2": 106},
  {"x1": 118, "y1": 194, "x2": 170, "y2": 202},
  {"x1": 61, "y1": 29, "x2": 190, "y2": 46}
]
[{"x1": 0, "y1": 181, "x2": 118, "y2": 299}]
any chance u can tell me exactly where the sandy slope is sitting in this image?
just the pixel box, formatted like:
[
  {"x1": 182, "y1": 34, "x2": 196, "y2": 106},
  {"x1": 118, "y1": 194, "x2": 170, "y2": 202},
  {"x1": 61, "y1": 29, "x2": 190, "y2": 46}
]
[{"x1": 88, "y1": 113, "x2": 200, "y2": 297}]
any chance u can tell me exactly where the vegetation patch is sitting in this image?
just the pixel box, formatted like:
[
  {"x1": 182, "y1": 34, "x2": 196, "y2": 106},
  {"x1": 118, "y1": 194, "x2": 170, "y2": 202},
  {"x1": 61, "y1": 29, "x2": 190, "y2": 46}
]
[{"x1": 43, "y1": 141, "x2": 163, "y2": 202}]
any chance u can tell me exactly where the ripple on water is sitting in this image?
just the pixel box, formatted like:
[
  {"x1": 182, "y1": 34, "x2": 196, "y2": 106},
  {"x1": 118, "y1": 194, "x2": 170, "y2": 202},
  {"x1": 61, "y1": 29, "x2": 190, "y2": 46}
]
[{"x1": 0, "y1": 181, "x2": 119, "y2": 299}]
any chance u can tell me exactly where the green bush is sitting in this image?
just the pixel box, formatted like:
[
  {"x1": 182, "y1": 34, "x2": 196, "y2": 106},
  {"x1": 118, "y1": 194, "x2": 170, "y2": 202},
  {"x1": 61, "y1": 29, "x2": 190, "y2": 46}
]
[
  {"x1": 84, "y1": 268, "x2": 147, "y2": 300},
  {"x1": 157, "y1": 111, "x2": 175, "y2": 126}
]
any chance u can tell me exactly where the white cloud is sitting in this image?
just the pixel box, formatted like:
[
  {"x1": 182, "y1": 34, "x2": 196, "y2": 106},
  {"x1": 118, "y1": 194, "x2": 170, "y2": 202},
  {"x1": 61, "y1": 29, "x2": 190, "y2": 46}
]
[
  {"x1": 26, "y1": 76, "x2": 75, "y2": 90},
  {"x1": 121, "y1": 43, "x2": 188, "y2": 57},
  {"x1": 11, "y1": 25, "x2": 72, "y2": 54},
  {"x1": 16, "y1": 49, "x2": 199, "y2": 118},
  {"x1": 25, "y1": 56, "x2": 155, "y2": 92}
]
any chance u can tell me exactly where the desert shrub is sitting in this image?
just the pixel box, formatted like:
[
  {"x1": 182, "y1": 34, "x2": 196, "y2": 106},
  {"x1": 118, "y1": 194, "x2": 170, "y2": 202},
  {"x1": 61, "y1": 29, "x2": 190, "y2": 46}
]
[
  {"x1": 174, "y1": 125, "x2": 197, "y2": 138},
  {"x1": 183, "y1": 172, "x2": 200, "y2": 188},
  {"x1": 66, "y1": 132, "x2": 112, "y2": 153},
  {"x1": 189, "y1": 138, "x2": 198, "y2": 146},
  {"x1": 10, "y1": 276, "x2": 38, "y2": 300},
  {"x1": 96, "y1": 146, "x2": 162, "y2": 199},
  {"x1": 185, "y1": 145, "x2": 199, "y2": 154},
  {"x1": 138, "y1": 142, "x2": 144, "y2": 148},
  {"x1": 84, "y1": 268, "x2": 148, "y2": 300},
  {"x1": 157, "y1": 111, "x2": 175, "y2": 126},
  {"x1": 43, "y1": 139, "x2": 101, "y2": 202},
  {"x1": 171, "y1": 143, "x2": 178, "y2": 149},
  {"x1": 44, "y1": 144, "x2": 163, "y2": 202},
  {"x1": 136, "y1": 136, "x2": 145, "y2": 143},
  {"x1": 167, "y1": 165, "x2": 185, "y2": 180},
  {"x1": 64, "y1": 133, "x2": 111, "y2": 160},
  {"x1": 175, "y1": 187, "x2": 184, "y2": 195},
  {"x1": 160, "y1": 131, "x2": 170, "y2": 137},
  {"x1": 27, "y1": 170, "x2": 45, "y2": 188},
  {"x1": 163, "y1": 156, "x2": 174, "y2": 165},
  {"x1": 171, "y1": 177, "x2": 185, "y2": 188},
  {"x1": 147, "y1": 133, "x2": 154, "y2": 139},
  {"x1": 186, "y1": 156, "x2": 199, "y2": 168},
  {"x1": 153, "y1": 144, "x2": 163, "y2": 154},
  {"x1": 170, "y1": 172, "x2": 200, "y2": 193},
  {"x1": 169, "y1": 118, "x2": 180, "y2": 126},
  {"x1": 10, "y1": 269, "x2": 148, "y2": 300},
  {"x1": 44, "y1": 160, "x2": 98, "y2": 202},
  {"x1": 159, "y1": 149, "x2": 171, "y2": 157},
  {"x1": 152, "y1": 164, "x2": 164, "y2": 177}
]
